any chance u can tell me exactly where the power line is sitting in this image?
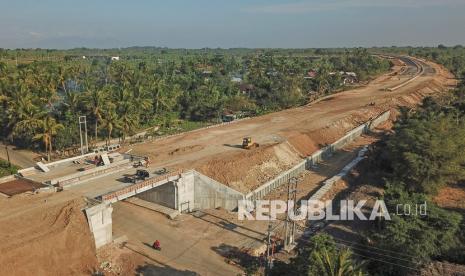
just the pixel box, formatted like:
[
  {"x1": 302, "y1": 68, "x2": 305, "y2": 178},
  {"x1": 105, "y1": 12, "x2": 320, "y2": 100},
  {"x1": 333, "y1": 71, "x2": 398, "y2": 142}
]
[
  {"x1": 299, "y1": 237, "x2": 465, "y2": 274},
  {"x1": 330, "y1": 236, "x2": 421, "y2": 260},
  {"x1": 350, "y1": 252, "x2": 421, "y2": 272},
  {"x1": 333, "y1": 241, "x2": 422, "y2": 265},
  {"x1": 298, "y1": 238, "x2": 421, "y2": 272},
  {"x1": 299, "y1": 237, "x2": 420, "y2": 265}
]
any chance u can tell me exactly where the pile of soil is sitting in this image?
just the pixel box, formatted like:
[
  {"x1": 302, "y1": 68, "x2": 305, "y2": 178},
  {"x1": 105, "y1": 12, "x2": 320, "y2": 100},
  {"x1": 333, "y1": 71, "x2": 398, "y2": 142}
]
[
  {"x1": 197, "y1": 142, "x2": 302, "y2": 193},
  {"x1": 0, "y1": 195, "x2": 98, "y2": 275},
  {"x1": 97, "y1": 243, "x2": 146, "y2": 276},
  {"x1": 420, "y1": 261, "x2": 465, "y2": 276},
  {"x1": 287, "y1": 133, "x2": 319, "y2": 156},
  {"x1": 434, "y1": 184, "x2": 465, "y2": 210}
]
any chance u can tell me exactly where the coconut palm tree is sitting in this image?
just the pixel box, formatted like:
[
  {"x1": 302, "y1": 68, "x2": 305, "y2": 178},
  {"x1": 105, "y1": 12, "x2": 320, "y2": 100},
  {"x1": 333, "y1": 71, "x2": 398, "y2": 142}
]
[
  {"x1": 118, "y1": 102, "x2": 138, "y2": 142},
  {"x1": 314, "y1": 248, "x2": 365, "y2": 276},
  {"x1": 33, "y1": 115, "x2": 64, "y2": 161},
  {"x1": 83, "y1": 81, "x2": 108, "y2": 141},
  {"x1": 101, "y1": 107, "x2": 121, "y2": 145}
]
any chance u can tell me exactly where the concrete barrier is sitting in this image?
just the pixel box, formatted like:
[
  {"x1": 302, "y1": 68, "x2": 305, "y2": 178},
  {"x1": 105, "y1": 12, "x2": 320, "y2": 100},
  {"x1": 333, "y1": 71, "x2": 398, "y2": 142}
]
[
  {"x1": 246, "y1": 160, "x2": 307, "y2": 200},
  {"x1": 309, "y1": 146, "x2": 368, "y2": 201},
  {"x1": 194, "y1": 171, "x2": 245, "y2": 210},
  {"x1": 54, "y1": 159, "x2": 131, "y2": 187},
  {"x1": 100, "y1": 169, "x2": 184, "y2": 203}
]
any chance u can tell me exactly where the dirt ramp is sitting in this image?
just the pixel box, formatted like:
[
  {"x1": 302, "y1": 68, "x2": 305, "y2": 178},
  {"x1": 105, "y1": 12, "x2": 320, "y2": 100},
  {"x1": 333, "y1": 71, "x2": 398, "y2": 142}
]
[
  {"x1": 0, "y1": 197, "x2": 98, "y2": 276},
  {"x1": 287, "y1": 133, "x2": 319, "y2": 156},
  {"x1": 196, "y1": 142, "x2": 302, "y2": 193}
]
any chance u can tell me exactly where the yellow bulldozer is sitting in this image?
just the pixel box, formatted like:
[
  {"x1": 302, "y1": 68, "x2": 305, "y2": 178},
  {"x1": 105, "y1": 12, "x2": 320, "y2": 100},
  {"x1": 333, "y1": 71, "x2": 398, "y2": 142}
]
[{"x1": 242, "y1": 137, "x2": 259, "y2": 149}]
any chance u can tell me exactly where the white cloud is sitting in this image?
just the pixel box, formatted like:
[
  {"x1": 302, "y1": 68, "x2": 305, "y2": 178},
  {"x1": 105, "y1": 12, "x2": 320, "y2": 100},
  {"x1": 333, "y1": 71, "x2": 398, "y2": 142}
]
[
  {"x1": 28, "y1": 31, "x2": 44, "y2": 38},
  {"x1": 244, "y1": 0, "x2": 465, "y2": 14}
]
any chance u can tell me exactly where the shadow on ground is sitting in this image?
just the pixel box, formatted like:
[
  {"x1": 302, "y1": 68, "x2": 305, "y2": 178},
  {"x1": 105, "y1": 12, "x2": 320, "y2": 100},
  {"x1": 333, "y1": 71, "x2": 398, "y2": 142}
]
[
  {"x1": 135, "y1": 263, "x2": 198, "y2": 276},
  {"x1": 211, "y1": 243, "x2": 264, "y2": 275}
]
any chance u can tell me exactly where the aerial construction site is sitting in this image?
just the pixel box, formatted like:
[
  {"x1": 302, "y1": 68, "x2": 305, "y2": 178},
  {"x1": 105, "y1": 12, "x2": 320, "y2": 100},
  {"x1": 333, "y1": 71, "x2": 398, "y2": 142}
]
[{"x1": 0, "y1": 54, "x2": 458, "y2": 275}]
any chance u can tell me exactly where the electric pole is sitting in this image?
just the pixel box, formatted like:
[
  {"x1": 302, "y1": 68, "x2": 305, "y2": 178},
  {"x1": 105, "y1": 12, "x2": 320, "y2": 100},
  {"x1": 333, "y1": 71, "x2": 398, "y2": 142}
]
[
  {"x1": 265, "y1": 222, "x2": 274, "y2": 275},
  {"x1": 3, "y1": 139, "x2": 10, "y2": 167},
  {"x1": 284, "y1": 177, "x2": 298, "y2": 251},
  {"x1": 79, "y1": 116, "x2": 89, "y2": 155}
]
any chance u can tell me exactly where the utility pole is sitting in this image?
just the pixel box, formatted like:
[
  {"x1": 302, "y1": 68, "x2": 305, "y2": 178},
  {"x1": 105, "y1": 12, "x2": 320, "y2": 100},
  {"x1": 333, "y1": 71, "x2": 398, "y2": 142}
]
[
  {"x1": 284, "y1": 177, "x2": 298, "y2": 251},
  {"x1": 3, "y1": 139, "x2": 11, "y2": 167},
  {"x1": 78, "y1": 116, "x2": 89, "y2": 155},
  {"x1": 265, "y1": 222, "x2": 274, "y2": 275}
]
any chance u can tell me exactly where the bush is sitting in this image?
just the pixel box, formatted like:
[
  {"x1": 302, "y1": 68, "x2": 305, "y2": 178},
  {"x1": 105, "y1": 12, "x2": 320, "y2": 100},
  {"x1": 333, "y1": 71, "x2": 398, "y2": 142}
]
[{"x1": 0, "y1": 159, "x2": 18, "y2": 177}]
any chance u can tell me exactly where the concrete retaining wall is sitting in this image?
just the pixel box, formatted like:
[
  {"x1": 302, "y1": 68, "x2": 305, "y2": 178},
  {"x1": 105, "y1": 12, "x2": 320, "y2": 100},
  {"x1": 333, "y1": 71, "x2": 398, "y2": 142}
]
[
  {"x1": 246, "y1": 110, "x2": 390, "y2": 200},
  {"x1": 309, "y1": 146, "x2": 368, "y2": 201},
  {"x1": 246, "y1": 160, "x2": 307, "y2": 200},
  {"x1": 136, "y1": 181, "x2": 176, "y2": 209},
  {"x1": 193, "y1": 171, "x2": 244, "y2": 211}
]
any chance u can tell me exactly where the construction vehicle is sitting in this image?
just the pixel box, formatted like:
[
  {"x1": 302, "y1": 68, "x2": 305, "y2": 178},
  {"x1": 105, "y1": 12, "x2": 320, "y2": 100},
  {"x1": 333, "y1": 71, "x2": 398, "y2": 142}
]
[
  {"x1": 242, "y1": 137, "x2": 259, "y2": 149},
  {"x1": 124, "y1": 169, "x2": 150, "y2": 183}
]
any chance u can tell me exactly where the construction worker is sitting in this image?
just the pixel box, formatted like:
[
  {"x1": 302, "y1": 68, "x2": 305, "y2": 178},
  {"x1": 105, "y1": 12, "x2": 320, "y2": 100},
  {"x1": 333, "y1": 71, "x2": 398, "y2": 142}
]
[
  {"x1": 145, "y1": 156, "x2": 150, "y2": 168},
  {"x1": 152, "y1": 239, "x2": 161, "y2": 250},
  {"x1": 94, "y1": 155, "x2": 100, "y2": 166}
]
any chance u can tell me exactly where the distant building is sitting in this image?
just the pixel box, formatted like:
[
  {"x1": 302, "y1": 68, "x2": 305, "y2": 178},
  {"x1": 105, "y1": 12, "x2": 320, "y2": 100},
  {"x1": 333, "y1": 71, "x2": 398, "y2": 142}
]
[
  {"x1": 341, "y1": 72, "x2": 358, "y2": 84},
  {"x1": 231, "y1": 77, "x2": 242, "y2": 83},
  {"x1": 266, "y1": 70, "x2": 278, "y2": 77},
  {"x1": 304, "y1": 69, "x2": 318, "y2": 79}
]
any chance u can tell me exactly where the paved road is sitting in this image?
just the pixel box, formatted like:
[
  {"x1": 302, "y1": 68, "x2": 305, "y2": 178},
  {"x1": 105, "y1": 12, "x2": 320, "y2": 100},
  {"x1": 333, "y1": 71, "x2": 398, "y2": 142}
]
[{"x1": 0, "y1": 143, "x2": 38, "y2": 168}]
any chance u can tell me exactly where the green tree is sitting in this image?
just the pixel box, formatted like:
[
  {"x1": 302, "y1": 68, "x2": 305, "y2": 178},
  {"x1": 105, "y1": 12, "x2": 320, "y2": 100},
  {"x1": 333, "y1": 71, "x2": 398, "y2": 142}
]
[
  {"x1": 314, "y1": 248, "x2": 365, "y2": 276},
  {"x1": 387, "y1": 109, "x2": 465, "y2": 194},
  {"x1": 33, "y1": 115, "x2": 64, "y2": 161},
  {"x1": 101, "y1": 107, "x2": 121, "y2": 145},
  {"x1": 83, "y1": 82, "x2": 108, "y2": 141}
]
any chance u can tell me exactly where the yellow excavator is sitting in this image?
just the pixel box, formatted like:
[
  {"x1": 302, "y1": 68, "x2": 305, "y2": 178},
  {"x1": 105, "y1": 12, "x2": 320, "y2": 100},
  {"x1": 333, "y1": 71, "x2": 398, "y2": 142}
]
[{"x1": 242, "y1": 137, "x2": 259, "y2": 149}]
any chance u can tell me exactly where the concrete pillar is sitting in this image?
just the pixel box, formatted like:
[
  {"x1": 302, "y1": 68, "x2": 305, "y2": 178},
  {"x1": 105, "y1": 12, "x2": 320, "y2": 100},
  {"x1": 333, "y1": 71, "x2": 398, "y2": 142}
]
[
  {"x1": 176, "y1": 171, "x2": 195, "y2": 212},
  {"x1": 84, "y1": 203, "x2": 113, "y2": 248}
]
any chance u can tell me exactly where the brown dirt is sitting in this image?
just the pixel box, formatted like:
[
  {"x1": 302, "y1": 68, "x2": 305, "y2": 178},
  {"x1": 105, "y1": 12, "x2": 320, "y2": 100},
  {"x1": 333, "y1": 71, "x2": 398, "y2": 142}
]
[
  {"x1": 433, "y1": 184, "x2": 465, "y2": 211},
  {"x1": 197, "y1": 142, "x2": 302, "y2": 193},
  {"x1": 96, "y1": 243, "x2": 146, "y2": 276},
  {"x1": 169, "y1": 145, "x2": 204, "y2": 156},
  {"x1": 420, "y1": 261, "x2": 465, "y2": 276},
  {"x1": 0, "y1": 194, "x2": 98, "y2": 276}
]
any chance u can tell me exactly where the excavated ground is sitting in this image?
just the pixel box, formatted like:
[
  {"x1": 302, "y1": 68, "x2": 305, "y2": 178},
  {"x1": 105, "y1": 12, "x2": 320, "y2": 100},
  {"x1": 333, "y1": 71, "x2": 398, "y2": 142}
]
[{"x1": 0, "y1": 193, "x2": 98, "y2": 275}]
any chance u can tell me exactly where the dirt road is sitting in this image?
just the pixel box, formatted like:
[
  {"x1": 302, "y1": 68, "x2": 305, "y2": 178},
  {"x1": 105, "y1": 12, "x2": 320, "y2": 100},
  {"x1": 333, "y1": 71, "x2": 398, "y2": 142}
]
[{"x1": 0, "y1": 143, "x2": 39, "y2": 168}]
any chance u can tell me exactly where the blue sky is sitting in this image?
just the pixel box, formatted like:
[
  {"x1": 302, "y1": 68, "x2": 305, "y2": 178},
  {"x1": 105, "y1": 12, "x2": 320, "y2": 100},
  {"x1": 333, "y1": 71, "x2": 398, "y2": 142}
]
[{"x1": 1, "y1": 0, "x2": 464, "y2": 49}]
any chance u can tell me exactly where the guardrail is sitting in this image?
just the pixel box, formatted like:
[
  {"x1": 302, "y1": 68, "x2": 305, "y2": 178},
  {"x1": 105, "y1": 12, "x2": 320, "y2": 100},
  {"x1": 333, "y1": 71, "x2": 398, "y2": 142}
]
[{"x1": 100, "y1": 169, "x2": 184, "y2": 203}]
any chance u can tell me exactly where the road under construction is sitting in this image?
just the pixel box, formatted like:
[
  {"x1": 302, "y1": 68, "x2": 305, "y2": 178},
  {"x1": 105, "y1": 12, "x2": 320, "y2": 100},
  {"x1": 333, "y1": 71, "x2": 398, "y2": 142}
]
[{"x1": 0, "y1": 55, "x2": 457, "y2": 275}]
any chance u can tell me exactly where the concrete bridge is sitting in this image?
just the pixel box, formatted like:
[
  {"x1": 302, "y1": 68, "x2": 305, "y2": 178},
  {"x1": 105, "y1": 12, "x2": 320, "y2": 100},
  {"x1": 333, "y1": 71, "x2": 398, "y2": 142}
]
[{"x1": 85, "y1": 169, "x2": 245, "y2": 248}]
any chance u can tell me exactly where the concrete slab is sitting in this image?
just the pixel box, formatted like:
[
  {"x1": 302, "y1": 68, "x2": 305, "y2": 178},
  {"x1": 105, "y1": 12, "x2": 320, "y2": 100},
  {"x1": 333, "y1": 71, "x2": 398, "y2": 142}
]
[
  {"x1": 0, "y1": 178, "x2": 46, "y2": 196},
  {"x1": 125, "y1": 197, "x2": 180, "y2": 219},
  {"x1": 36, "y1": 162, "x2": 49, "y2": 172},
  {"x1": 101, "y1": 153, "x2": 110, "y2": 166}
]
